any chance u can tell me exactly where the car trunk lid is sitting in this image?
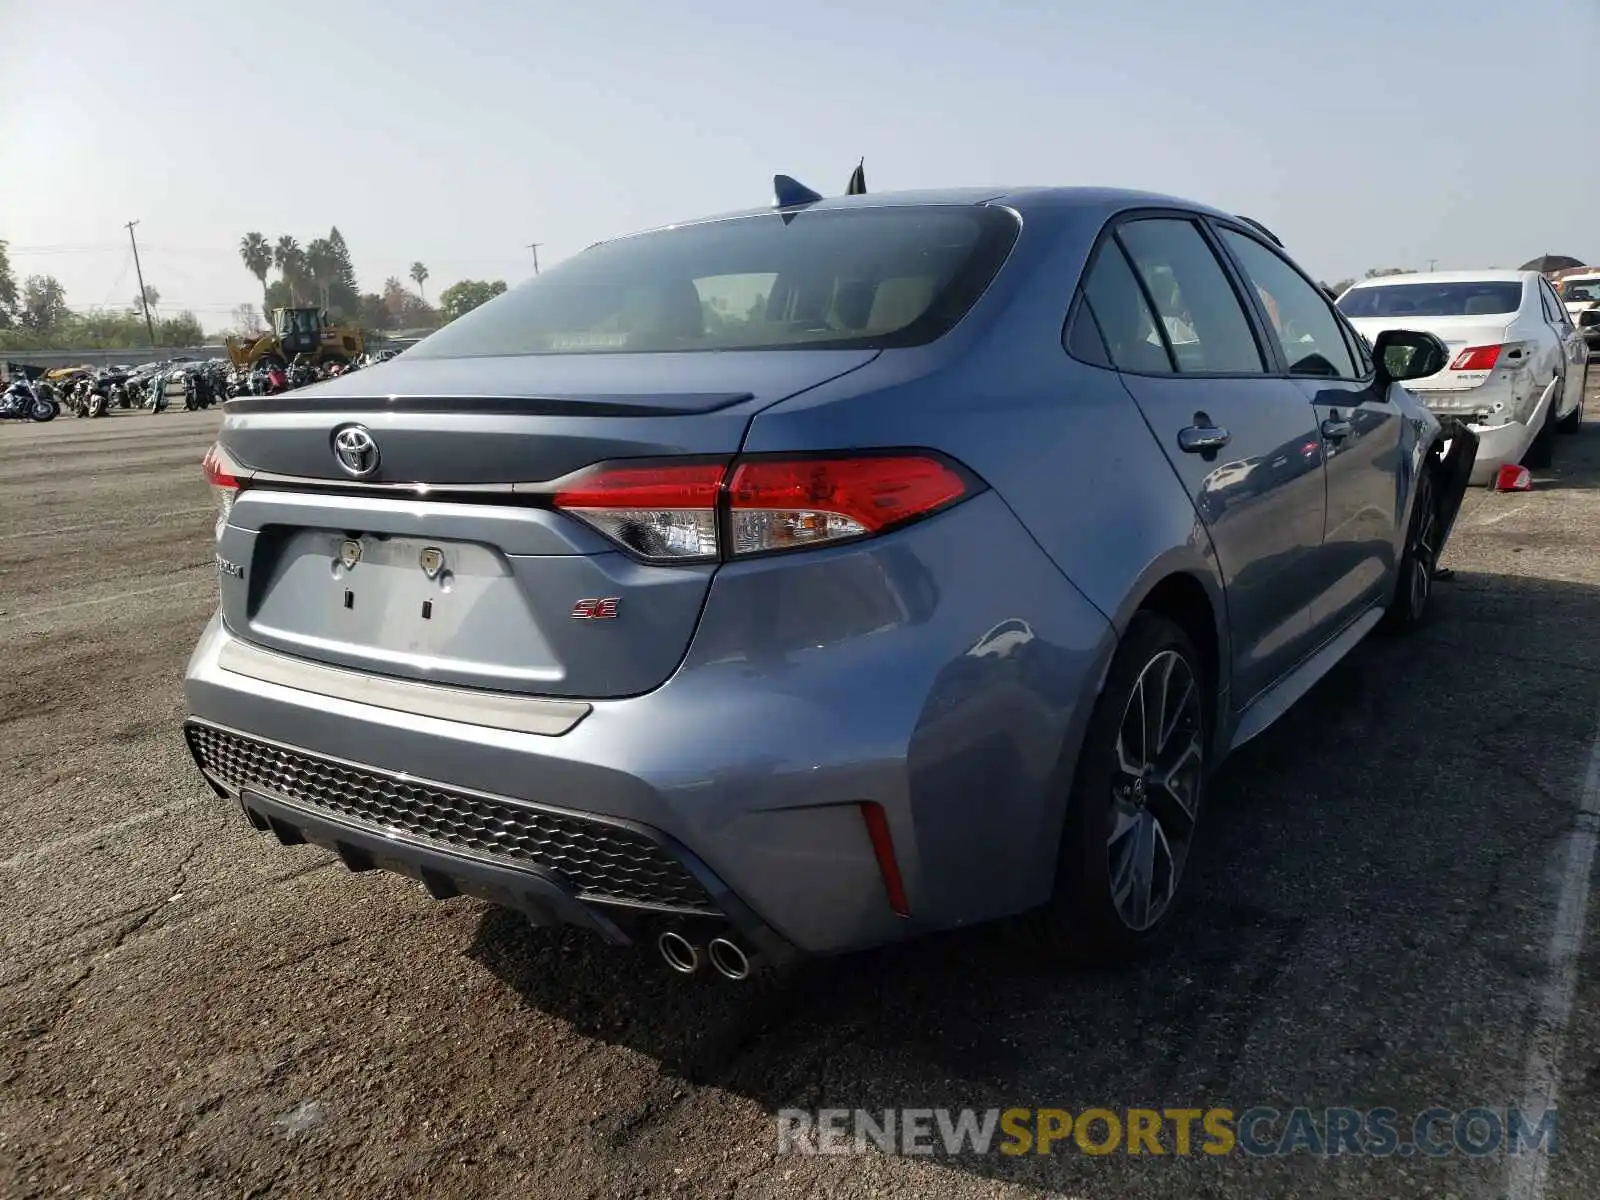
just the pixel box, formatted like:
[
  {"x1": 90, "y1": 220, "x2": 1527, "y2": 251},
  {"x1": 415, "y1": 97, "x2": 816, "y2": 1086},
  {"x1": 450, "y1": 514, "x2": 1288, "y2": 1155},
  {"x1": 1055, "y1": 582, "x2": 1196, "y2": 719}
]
[
  {"x1": 1346, "y1": 315, "x2": 1517, "y2": 391},
  {"x1": 214, "y1": 350, "x2": 878, "y2": 700}
]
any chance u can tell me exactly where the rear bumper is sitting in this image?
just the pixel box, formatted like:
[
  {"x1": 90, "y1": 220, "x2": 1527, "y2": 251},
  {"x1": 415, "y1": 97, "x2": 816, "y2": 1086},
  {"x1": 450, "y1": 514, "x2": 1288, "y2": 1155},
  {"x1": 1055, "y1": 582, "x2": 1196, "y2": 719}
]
[
  {"x1": 185, "y1": 719, "x2": 800, "y2": 964},
  {"x1": 1412, "y1": 377, "x2": 1555, "y2": 484},
  {"x1": 182, "y1": 491, "x2": 1115, "y2": 957}
]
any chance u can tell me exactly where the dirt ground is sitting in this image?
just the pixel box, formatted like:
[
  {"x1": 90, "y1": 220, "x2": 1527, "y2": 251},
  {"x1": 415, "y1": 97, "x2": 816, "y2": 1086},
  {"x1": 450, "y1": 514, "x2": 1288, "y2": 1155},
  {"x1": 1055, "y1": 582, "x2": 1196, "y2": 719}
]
[{"x1": 4, "y1": 377, "x2": 1600, "y2": 1199}]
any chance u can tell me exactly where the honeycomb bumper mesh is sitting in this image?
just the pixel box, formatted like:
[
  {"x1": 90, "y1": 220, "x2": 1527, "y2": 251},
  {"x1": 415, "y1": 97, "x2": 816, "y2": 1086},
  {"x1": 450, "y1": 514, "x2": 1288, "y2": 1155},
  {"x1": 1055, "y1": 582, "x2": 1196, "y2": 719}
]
[{"x1": 185, "y1": 722, "x2": 716, "y2": 913}]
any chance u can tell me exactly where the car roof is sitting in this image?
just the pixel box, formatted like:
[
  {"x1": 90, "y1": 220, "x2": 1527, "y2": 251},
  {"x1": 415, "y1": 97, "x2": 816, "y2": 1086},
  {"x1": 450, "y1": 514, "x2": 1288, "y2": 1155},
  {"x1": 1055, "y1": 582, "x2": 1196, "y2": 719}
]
[
  {"x1": 1347, "y1": 269, "x2": 1535, "y2": 287},
  {"x1": 606, "y1": 186, "x2": 1243, "y2": 244}
]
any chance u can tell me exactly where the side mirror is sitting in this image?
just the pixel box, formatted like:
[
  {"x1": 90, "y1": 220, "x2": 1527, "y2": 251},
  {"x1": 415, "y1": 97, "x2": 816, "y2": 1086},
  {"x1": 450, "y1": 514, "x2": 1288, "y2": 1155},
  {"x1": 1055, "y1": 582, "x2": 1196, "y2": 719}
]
[{"x1": 1372, "y1": 329, "x2": 1449, "y2": 384}]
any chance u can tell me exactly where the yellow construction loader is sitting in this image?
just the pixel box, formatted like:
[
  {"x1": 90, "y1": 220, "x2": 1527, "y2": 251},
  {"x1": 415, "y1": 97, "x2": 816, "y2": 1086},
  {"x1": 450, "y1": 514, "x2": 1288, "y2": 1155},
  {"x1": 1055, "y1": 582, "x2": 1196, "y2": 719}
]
[{"x1": 225, "y1": 307, "x2": 365, "y2": 369}]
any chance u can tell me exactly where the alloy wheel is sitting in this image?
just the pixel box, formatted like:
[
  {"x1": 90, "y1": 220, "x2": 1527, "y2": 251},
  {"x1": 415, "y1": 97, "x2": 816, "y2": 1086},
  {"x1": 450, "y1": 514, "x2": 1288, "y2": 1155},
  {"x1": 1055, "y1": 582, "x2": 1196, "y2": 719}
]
[
  {"x1": 1409, "y1": 472, "x2": 1438, "y2": 617},
  {"x1": 1107, "y1": 649, "x2": 1204, "y2": 932}
]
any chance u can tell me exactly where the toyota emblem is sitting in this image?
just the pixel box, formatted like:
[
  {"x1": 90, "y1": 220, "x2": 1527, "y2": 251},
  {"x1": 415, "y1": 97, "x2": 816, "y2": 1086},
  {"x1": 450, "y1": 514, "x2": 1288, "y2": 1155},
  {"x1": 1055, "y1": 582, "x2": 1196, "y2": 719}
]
[{"x1": 332, "y1": 425, "x2": 381, "y2": 478}]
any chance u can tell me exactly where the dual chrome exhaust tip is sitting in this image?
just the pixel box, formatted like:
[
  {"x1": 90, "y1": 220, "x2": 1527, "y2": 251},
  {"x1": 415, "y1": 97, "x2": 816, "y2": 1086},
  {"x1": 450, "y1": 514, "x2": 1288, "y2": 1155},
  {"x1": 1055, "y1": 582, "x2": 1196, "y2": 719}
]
[{"x1": 656, "y1": 930, "x2": 758, "y2": 980}]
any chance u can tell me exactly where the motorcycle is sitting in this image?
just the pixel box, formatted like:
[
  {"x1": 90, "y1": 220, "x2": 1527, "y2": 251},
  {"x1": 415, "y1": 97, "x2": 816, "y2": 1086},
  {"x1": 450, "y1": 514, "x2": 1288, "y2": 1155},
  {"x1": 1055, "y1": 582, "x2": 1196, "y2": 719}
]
[
  {"x1": 71, "y1": 370, "x2": 127, "y2": 418},
  {"x1": 0, "y1": 379, "x2": 60, "y2": 422}
]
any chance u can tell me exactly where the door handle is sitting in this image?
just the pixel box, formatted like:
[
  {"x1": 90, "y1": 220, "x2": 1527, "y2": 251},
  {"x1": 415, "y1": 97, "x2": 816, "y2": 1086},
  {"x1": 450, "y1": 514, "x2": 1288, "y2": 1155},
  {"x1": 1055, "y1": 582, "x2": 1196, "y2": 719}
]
[
  {"x1": 1321, "y1": 417, "x2": 1353, "y2": 440},
  {"x1": 1178, "y1": 425, "x2": 1231, "y2": 453}
]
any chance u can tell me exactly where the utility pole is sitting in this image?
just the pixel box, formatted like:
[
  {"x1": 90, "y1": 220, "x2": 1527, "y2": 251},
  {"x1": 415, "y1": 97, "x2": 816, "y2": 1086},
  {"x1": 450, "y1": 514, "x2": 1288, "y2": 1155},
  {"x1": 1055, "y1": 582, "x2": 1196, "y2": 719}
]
[
  {"x1": 1427, "y1": 259, "x2": 1438, "y2": 272},
  {"x1": 126, "y1": 220, "x2": 157, "y2": 348},
  {"x1": 526, "y1": 242, "x2": 542, "y2": 275}
]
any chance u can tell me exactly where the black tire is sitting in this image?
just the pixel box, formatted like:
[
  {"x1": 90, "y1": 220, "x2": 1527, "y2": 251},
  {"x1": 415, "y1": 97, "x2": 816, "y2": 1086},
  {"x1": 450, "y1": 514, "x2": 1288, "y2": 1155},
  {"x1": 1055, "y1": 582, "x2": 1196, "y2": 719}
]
[
  {"x1": 87, "y1": 393, "x2": 108, "y2": 419},
  {"x1": 1039, "y1": 612, "x2": 1210, "y2": 962},
  {"x1": 1559, "y1": 364, "x2": 1587, "y2": 433},
  {"x1": 1381, "y1": 462, "x2": 1439, "y2": 633},
  {"x1": 29, "y1": 399, "x2": 58, "y2": 423}
]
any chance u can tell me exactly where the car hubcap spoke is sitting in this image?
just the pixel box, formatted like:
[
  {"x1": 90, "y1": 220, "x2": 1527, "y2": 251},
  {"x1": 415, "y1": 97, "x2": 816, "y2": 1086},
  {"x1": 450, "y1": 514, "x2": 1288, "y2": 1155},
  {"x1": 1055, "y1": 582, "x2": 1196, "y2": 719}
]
[{"x1": 1107, "y1": 648, "x2": 1204, "y2": 932}]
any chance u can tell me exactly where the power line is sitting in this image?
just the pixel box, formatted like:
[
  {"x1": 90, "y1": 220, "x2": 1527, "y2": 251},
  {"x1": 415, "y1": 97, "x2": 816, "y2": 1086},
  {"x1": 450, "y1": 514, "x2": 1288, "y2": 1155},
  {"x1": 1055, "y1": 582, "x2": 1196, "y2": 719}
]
[{"x1": 98, "y1": 252, "x2": 134, "y2": 307}]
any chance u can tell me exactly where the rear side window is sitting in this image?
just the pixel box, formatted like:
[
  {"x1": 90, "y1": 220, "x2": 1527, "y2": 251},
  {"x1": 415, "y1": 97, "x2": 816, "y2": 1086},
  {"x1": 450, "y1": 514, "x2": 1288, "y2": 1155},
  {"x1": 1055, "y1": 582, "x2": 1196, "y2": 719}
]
[
  {"x1": 1063, "y1": 295, "x2": 1113, "y2": 368},
  {"x1": 1220, "y1": 230, "x2": 1358, "y2": 378},
  {"x1": 1115, "y1": 219, "x2": 1266, "y2": 374},
  {"x1": 1078, "y1": 242, "x2": 1173, "y2": 374},
  {"x1": 407, "y1": 206, "x2": 1020, "y2": 357},
  {"x1": 1540, "y1": 281, "x2": 1570, "y2": 327}
]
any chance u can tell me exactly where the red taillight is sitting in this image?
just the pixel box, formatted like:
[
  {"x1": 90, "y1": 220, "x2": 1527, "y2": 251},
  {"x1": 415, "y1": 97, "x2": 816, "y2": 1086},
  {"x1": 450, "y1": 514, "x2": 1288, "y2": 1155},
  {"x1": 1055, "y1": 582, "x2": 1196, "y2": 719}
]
[
  {"x1": 553, "y1": 461, "x2": 725, "y2": 562},
  {"x1": 202, "y1": 443, "x2": 240, "y2": 490},
  {"x1": 202, "y1": 443, "x2": 246, "y2": 538},
  {"x1": 860, "y1": 801, "x2": 911, "y2": 918},
  {"x1": 553, "y1": 453, "x2": 974, "y2": 562},
  {"x1": 727, "y1": 455, "x2": 969, "y2": 556},
  {"x1": 1449, "y1": 344, "x2": 1502, "y2": 371}
]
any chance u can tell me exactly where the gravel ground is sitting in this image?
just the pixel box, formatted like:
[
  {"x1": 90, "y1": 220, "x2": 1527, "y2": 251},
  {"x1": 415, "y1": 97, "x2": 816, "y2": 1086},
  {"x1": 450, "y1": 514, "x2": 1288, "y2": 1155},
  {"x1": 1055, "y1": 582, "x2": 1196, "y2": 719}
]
[{"x1": 3, "y1": 379, "x2": 1599, "y2": 1199}]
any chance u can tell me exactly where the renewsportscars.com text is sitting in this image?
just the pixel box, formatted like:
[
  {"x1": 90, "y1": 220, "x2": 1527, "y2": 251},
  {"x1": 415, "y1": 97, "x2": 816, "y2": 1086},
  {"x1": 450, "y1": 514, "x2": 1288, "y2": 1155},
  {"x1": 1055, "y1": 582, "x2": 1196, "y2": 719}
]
[{"x1": 776, "y1": 1106, "x2": 1558, "y2": 1159}]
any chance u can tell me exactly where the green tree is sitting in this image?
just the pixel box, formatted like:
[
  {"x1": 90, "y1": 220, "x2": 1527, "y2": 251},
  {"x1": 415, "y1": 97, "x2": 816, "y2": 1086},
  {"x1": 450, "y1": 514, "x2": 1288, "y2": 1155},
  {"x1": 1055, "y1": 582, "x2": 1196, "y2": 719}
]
[
  {"x1": 1364, "y1": 267, "x2": 1413, "y2": 279},
  {"x1": 19, "y1": 275, "x2": 69, "y2": 333},
  {"x1": 306, "y1": 238, "x2": 337, "y2": 311},
  {"x1": 325, "y1": 227, "x2": 360, "y2": 320},
  {"x1": 239, "y1": 232, "x2": 272, "y2": 309},
  {"x1": 157, "y1": 311, "x2": 205, "y2": 345},
  {"x1": 383, "y1": 276, "x2": 436, "y2": 328},
  {"x1": 357, "y1": 291, "x2": 392, "y2": 331},
  {"x1": 274, "y1": 236, "x2": 305, "y2": 305},
  {"x1": 0, "y1": 239, "x2": 18, "y2": 329},
  {"x1": 438, "y1": 279, "x2": 507, "y2": 322},
  {"x1": 132, "y1": 284, "x2": 160, "y2": 316},
  {"x1": 263, "y1": 279, "x2": 293, "y2": 315},
  {"x1": 409, "y1": 261, "x2": 429, "y2": 302}
]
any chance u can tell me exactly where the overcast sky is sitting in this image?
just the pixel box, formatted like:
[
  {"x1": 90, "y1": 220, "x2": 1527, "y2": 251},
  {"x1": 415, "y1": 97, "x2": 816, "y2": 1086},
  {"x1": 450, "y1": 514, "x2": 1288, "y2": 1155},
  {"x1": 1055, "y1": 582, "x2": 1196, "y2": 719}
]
[{"x1": 2, "y1": 0, "x2": 1596, "y2": 331}]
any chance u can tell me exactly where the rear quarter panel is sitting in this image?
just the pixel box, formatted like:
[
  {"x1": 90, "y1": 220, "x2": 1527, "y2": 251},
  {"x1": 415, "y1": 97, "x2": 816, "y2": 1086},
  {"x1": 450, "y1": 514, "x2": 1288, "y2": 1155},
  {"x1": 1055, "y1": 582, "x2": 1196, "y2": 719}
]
[
  {"x1": 743, "y1": 200, "x2": 1228, "y2": 690},
  {"x1": 733, "y1": 202, "x2": 1231, "y2": 913}
]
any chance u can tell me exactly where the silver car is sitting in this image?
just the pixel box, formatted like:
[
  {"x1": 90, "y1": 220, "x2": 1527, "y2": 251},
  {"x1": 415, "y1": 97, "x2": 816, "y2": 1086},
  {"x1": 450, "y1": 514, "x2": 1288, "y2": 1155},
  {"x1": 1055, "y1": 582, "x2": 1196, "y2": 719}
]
[{"x1": 184, "y1": 186, "x2": 1473, "y2": 978}]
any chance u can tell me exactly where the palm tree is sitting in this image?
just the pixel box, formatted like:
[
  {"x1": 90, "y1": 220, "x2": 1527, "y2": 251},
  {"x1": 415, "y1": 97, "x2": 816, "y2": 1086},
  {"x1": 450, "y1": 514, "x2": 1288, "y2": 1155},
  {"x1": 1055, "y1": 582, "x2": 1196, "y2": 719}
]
[
  {"x1": 409, "y1": 261, "x2": 429, "y2": 302},
  {"x1": 306, "y1": 238, "x2": 336, "y2": 312},
  {"x1": 273, "y1": 235, "x2": 304, "y2": 305},
  {"x1": 239, "y1": 233, "x2": 272, "y2": 311}
]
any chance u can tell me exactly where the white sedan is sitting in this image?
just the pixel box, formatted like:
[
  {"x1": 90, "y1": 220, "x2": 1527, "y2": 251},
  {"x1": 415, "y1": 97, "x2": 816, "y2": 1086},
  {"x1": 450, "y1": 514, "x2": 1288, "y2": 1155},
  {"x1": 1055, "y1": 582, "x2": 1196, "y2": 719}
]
[{"x1": 1337, "y1": 271, "x2": 1587, "y2": 483}]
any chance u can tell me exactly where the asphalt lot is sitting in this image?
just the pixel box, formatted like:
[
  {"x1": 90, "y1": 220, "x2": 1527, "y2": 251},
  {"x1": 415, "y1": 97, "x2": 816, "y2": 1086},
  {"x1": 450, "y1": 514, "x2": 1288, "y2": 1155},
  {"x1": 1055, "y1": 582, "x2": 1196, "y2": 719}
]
[{"x1": 3, "y1": 379, "x2": 1599, "y2": 1200}]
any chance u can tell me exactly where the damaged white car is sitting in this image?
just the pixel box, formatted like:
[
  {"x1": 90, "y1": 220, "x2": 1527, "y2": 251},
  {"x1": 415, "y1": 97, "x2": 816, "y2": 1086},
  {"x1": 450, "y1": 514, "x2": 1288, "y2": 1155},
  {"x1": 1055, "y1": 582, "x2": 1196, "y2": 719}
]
[{"x1": 1337, "y1": 271, "x2": 1587, "y2": 483}]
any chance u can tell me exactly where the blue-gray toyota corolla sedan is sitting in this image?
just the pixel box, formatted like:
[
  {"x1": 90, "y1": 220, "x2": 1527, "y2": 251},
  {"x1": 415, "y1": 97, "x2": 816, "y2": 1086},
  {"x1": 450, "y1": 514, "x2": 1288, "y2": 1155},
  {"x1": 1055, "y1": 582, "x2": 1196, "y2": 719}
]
[{"x1": 184, "y1": 184, "x2": 1474, "y2": 979}]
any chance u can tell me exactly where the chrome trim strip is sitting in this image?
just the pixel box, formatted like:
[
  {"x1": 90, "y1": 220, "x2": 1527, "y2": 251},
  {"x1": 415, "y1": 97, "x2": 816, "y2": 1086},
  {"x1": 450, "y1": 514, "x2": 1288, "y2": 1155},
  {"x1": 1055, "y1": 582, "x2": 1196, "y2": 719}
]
[
  {"x1": 216, "y1": 638, "x2": 591, "y2": 736},
  {"x1": 244, "y1": 469, "x2": 526, "y2": 495}
]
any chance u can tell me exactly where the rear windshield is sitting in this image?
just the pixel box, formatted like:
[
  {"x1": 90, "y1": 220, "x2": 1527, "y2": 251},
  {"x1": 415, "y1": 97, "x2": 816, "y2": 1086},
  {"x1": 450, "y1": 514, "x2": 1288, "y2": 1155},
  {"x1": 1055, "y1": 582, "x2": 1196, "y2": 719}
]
[
  {"x1": 408, "y1": 206, "x2": 1020, "y2": 358},
  {"x1": 1562, "y1": 280, "x2": 1600, "y2": 303},
  {"x1": 1336, "y1": 281, "x2": 1524, "y2": 318}
]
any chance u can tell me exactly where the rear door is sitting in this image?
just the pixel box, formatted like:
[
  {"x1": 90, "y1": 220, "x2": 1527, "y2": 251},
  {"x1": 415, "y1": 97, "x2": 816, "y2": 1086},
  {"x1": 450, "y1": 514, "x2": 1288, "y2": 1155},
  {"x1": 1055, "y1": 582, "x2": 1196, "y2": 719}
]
[
  {"x1": 1538, "y1": 277, "x2": 1585, "y2": 421},
  {"x1": 1215, "y1": 225, "x2": 1403, "y2": 634},
  {"x1": 1080, "y1": 215, "x2": 1327, "y2": 705}
]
